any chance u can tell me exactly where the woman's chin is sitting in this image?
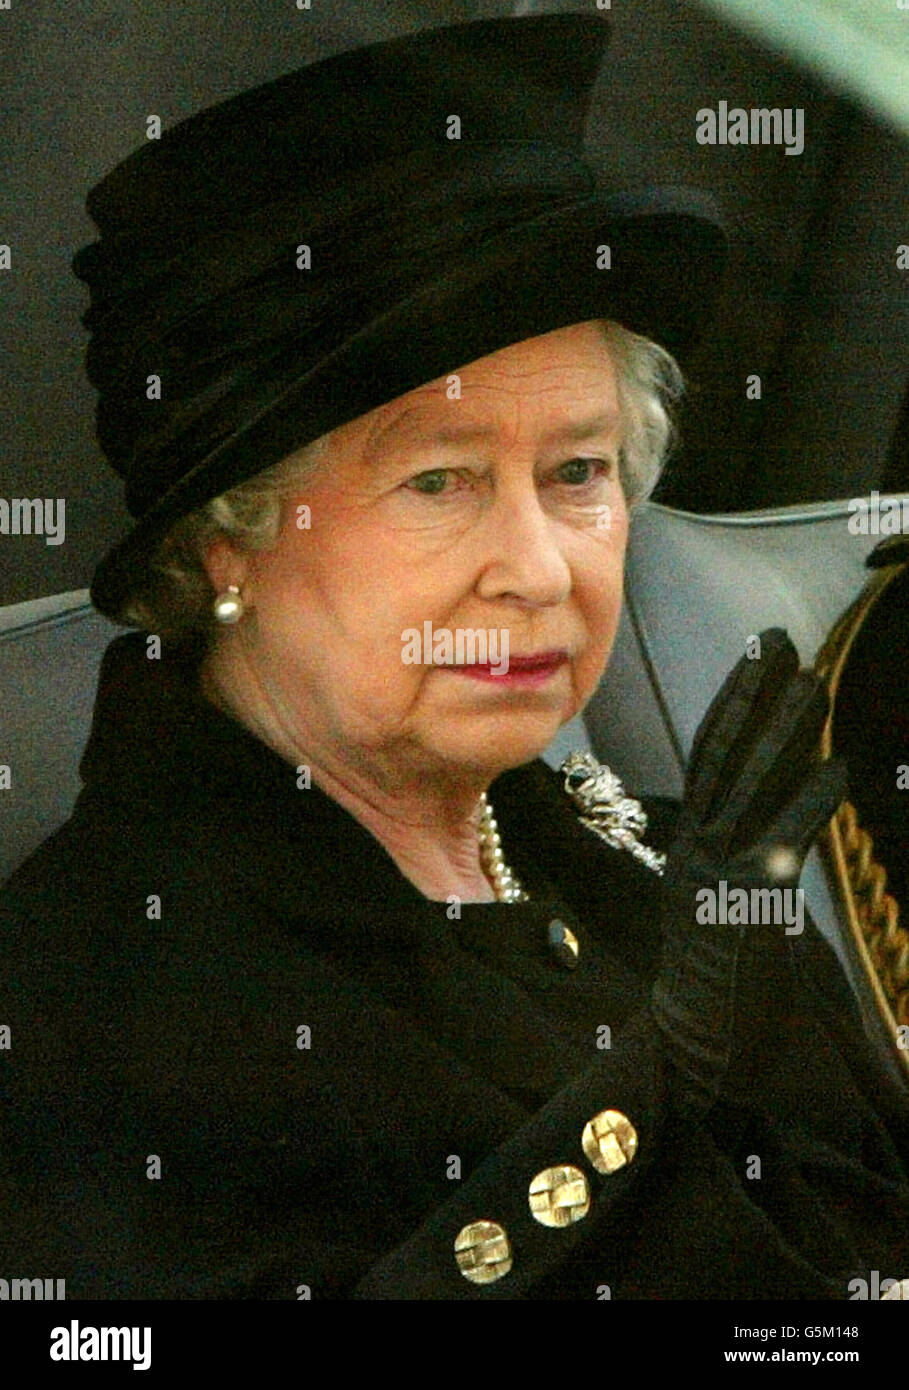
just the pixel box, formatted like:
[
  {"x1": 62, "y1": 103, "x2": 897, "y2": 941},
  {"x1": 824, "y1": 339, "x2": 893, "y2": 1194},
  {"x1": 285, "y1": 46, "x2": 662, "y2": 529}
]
[{"x1": 424, "y1": 712, "x2": 568, "y2": 777}]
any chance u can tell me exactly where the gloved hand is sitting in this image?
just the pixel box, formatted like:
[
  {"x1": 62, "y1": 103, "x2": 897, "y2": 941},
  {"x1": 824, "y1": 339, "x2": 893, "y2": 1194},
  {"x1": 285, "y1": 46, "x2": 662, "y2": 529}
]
[{"x1": 650, "y1": 628, "x2": 848, "y2": 1117}]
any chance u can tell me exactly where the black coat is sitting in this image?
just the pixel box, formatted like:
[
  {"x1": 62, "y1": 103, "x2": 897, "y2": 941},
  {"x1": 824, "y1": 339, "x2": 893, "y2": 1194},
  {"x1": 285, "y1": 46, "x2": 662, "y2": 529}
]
[{"x1": 2, "y1": 631, "x2": 908, "y2": 1300}]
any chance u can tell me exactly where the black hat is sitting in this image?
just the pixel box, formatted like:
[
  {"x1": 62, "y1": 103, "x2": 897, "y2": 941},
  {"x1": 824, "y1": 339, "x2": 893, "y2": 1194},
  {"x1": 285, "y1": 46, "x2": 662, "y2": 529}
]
[{"x1": 74, "y1": 12, "x2": 728, "y2": 622}]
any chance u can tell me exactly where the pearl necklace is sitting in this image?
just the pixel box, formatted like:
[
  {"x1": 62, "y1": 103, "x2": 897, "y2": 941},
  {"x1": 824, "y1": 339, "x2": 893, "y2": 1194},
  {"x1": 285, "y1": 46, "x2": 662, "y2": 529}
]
[{"x1": 477, "y1": 793, "x2": 529, "y2": 902}]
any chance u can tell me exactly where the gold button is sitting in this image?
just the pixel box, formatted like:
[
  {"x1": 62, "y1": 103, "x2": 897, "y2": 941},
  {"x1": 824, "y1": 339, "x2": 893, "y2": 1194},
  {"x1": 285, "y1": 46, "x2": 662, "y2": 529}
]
[
  {"x1": 547, "y1": 918, "x2": 580, "y2": 969},
  {"x1": 881, "y1": 1278, "x2": 909, "y2": 1300},
  {"x1": 528, "y1": 1164, "x2": 590, "y2": 1227},
  {"x1": 581, "y1": 1109, "x2": 638, "y2": 1174},
  {"x1": 454, "y1": 1220, "x2": 512, "y2": 1284}
]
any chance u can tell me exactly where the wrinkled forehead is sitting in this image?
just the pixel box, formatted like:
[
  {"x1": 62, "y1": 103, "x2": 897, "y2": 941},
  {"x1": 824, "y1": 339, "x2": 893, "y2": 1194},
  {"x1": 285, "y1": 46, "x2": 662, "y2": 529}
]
[
  {"x1": 370, "y1": 353, "x2": 621, "y2": 453},
  {"x1": 370, "y1": 396, "x2": 622, "y2": 455},
  {"x1": 325, "y1": 321, "x2": 623, "y2": 458}
]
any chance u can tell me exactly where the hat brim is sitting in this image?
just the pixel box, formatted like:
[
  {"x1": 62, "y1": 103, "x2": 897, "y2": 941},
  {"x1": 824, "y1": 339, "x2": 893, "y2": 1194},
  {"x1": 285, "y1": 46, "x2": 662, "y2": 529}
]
[{"x1": 90, "y1": 185, "x2": 727, "y2": 622}]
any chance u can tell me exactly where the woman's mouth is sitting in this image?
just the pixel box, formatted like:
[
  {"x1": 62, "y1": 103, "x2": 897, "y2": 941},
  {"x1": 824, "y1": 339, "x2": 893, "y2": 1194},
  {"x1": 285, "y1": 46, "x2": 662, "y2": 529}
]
[{"x1": 447, "y1": 650, "x2": 569, "y2": 686}]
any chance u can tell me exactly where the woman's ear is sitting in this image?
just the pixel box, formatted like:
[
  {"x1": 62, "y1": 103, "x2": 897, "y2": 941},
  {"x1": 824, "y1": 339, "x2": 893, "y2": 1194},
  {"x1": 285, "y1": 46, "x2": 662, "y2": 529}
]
[{"x1": 202, "y1": 534, "x2": 249, "y2": 599}]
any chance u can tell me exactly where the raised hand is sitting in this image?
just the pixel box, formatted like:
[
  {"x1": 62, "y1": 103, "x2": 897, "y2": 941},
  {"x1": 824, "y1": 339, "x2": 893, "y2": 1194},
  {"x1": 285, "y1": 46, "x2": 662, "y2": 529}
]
[{"x1": 650, "y1": 629, "x2": 848, "y2": 1115}]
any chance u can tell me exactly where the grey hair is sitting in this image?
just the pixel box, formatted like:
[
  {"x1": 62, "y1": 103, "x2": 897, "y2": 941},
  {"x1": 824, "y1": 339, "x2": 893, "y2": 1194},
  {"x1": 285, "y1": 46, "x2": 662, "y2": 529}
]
[
  {"x1": 600, "y1": 319, "x2": 685, "y2": 506},
  {"x1": 118, "y1": 436, "x2": 330, "y2": 642},
  {"x1": 118, "y1": 318, "x2": 685, "y2": 641}
]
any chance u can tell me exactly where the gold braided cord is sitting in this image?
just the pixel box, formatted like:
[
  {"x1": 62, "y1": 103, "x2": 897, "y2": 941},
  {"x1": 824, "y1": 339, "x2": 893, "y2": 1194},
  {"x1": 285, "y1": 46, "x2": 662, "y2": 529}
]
[
  {"x1": 835, "y1": 802, "x2": 909, "y2": 1027},
  {"x1": 814, "y1": 558, "x2": 909, "y2": 1078}
]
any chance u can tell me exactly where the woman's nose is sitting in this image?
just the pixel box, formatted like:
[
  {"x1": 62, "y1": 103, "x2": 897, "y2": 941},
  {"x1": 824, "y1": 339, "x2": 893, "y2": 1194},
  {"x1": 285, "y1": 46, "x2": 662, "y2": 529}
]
[{"x1": 474, "y1": 483, "x2": 573, "y2": 607}]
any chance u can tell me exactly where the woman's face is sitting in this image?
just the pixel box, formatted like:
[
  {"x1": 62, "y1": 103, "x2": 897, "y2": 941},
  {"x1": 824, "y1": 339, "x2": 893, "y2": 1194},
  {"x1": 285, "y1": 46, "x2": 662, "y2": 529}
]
[{"x1": 209, "y1": 319, "x2": 630, "y2": 789}]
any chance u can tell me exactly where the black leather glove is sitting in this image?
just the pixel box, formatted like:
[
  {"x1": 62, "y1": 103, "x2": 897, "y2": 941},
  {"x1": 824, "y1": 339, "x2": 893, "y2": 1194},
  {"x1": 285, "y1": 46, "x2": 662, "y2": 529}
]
[{"x1": 650, "y1": 628, "x2": 848, "y2": 1117}]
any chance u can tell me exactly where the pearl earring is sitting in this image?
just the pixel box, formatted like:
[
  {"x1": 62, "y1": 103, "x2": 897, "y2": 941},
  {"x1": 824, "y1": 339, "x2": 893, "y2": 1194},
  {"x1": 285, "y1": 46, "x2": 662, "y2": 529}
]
[{"x1": 213, "y1": 584, "x2": 244, "y2": 624}]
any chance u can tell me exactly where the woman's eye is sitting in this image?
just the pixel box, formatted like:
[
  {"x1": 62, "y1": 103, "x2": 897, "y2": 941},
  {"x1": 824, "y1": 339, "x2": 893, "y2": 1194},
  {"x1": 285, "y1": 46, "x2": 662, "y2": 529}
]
[
  {"x1": 555, "y1": 457, "x2": 612, "y2": 486},
  {"x1": 404, "y1": 469, "x2": 454, "y2": 495},
  {"x1": 401, "y1": 459, "x2": 612, "y2": 496}
]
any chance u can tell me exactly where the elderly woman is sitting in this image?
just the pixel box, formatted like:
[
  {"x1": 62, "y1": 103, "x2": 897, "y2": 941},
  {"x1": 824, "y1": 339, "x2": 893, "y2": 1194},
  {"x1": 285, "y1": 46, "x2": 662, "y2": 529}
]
[{"x1": 2, "y1": 15, "x2": 908, "y2": 1302}]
